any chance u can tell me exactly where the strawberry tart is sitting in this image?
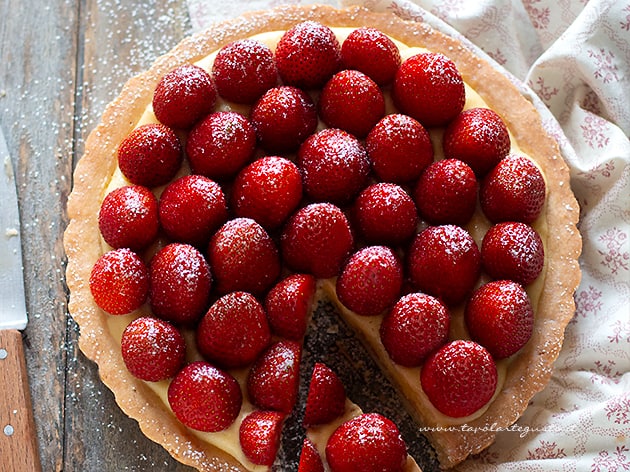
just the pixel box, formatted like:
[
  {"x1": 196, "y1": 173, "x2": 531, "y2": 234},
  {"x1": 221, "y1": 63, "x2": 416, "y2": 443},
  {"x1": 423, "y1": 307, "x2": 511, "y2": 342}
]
[{"x1": 64, "y1": 5, "x2": 581, "y2": 471}]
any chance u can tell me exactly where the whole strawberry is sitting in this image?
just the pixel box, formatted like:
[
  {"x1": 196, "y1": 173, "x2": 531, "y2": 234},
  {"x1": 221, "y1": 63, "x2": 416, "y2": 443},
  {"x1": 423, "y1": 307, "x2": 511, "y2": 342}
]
[
  {"x1": 325, "y1": 413, "x2": 407, "y2": 472},
  {"x1": 481, "y1": 222, "x2": 544, "y2": 286},
  {"x1": 186, "y1": 111, "x2": 256, "y2": 180},
  {"x1": 366, "y1": 113, "x2": 433, "y2": 184},
  {"x1": 212, "y1": 39, "x2": 278, "y2": 104},
  {"x1": 353, "y1": 183, "x2": 418, "y2": 246},
  {"x1": 407, "y1": 225, "x2": 481, "y2": 306},
  {"x1": 250, "y1": 86, "x2": 318, "y2": 153},
  {"x1": 443, "y1": 107, "x2": 511, "y2": 177},
  {"x1": 158, "y1": 174, "x2": 228, "y2": 248},
  {"x1": 208, "y1": 217, "x2": 280, "y2": 296},
  {"x1": 393, "y1": 52, "x2": 465, "y2": 127},
  {"x1": 231, "y1": 156, "x2": 303, "y2": 230},
  {"x1": 465, "y1": 280, "x2": 534, "y2": 359},
  {"x1": 264, "y1": 274, "x2": 316, "y2": 341},
  {"x1": 319, "y1": 69, "x2": 385, "y2": 138},
  {"x1": 167, "y1": 361, "x2": 242, "y2": 432},
  {"x1": 120, "y1": 316, "x2": 186, "y2": 382},
  {"x1": 420, "y1": 340, "x2": 498, "y2": 417},
  {"x1": 281, "y1": 202, "x2": 354, "y2": 278},
  {"x1": 275, "y1": 20, "x2": 341, "y2": 89},
  {"x1": 336, "y1": 246, "x2": 403, "y2": 317},
  {"x1": 149, "y1": 243, "x2": 212, "y2": 325},
  {"x1": 239, "y1": 410, "x2": 285, "y2": 466},
  {"x1": 480, "y1": 154, "x2": 546, "y2": 224},
  {"x1": 298, "y1": 438, "x2": 324, "y2": 472},
  {"x1": 118, "y1": 123, "x2": 183, "y2": 188},
  {"x1": 98, "y1": 185, "x2": 159, "y2": 251},
  {"x1": 152, "y1": 63, "x2": 217, "y2": 129},
  {"x1": 247, "y1": 340, "x2": 302, "y2": 414},
  {"x1": 196, "y1": 291, "x2": 271, "y2": 369},
  {"x1": 303, "y1": 363, "x2": 346, "y2": 427},
  {"x1": 414, "y1": 158, "x2": 478, "y2": 226},
  {"x1": 89, "y1": 248, "x2": 149, "y2": 315},
  {"x1": 298, "y1": 128, "x2": 370, "y2": 204},
  {"x1": 341, "y1": 27, "x2": 401, "y2": 85},
  {"x1": 380, "y1": 293, "x2": 450, "y2": 367}
]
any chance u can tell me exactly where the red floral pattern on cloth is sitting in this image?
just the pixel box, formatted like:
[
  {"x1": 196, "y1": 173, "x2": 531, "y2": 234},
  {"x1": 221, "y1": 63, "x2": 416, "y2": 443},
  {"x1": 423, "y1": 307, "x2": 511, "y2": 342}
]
[{"x1": 186, "y1": 1, "x2": 630, "y2": 470}]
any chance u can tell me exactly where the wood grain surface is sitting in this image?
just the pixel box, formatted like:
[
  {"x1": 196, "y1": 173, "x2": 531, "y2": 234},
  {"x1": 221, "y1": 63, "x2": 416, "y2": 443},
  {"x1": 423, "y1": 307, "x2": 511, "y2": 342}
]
[{"x1": 0, "y1": 330, "x2": 42, "y2": 472}]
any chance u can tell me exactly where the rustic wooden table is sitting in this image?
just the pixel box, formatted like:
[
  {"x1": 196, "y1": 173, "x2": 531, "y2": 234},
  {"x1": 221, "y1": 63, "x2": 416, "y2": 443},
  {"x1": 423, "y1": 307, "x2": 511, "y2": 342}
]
[
  {"x1": 0, "y1": 1, "x2": 196, "y2": 469},
  {"x1": 1, "y1": 2, "x2": 443, "y2": 470}
]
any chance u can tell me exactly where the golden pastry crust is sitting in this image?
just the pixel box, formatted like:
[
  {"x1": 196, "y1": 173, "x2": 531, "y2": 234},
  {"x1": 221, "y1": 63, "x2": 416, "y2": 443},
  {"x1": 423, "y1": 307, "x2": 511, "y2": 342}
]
[{"x1": 64, "y1": 4, "x2": 581, "y2": 471}]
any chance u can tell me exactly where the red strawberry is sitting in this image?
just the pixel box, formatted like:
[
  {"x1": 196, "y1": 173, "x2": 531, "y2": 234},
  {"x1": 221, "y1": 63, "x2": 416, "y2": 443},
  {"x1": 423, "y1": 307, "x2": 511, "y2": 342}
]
[
  {"x1": 167, "y1": 361, "x2": 242, "y2": 432},
  {"x1": 392, "y1": 52, "x2": 465, "y2": 127},
  {"x1": 247, "y1": 340, "x2": 302, "y2": 414},
  {"x1": 152, "y1": 63, "x2": 217, "y2": 129},
  {"x1": 380, "y1": 293, "x2": 450, "y2": 367},
  {"x1": 366, "y1": 113, "x2": 433, "y2": 184},
  {"x1": 231, "y1": 156, "x2": 303, "y2": 230},
  {"x1": 186, "y1": 111, "x2": 256, "y2": 180},
  {"x1": 120, "y1": 316, "x2": 186, "y2": 382},
  {"x1": 480, "y1": 154, "x2": 546, "y2": 224},
  {"x1": 149, "y1": 243, "x2": 212, "y2": 325},
  {"x1": 303, "y1": 363, "x2": 346, "y2": 427},
  {"x1": 414, "y1": 158, "x2": 478, "y2": 226},
  {"x1": 196, "y1": 291, "x2": 271, "y2": 369},
  {"x1": 340, "y1": 27, "x2": 401, "y2": 85},
  {"x1": 208, "y1": 217, "x2": 280, "y2": 296},
  {"x1": 117, "y1": 123, "x2": 183, "y2": 188},
  {"x1": 336, "y1": 246, "x2": 403, "y2": 317},
  {"x1": 481, "y1": 222, "x2": 544, "y2": 286},
  {"x1": 325, "y1": 413, "x2": 407, "y2": 472},
  {"x1": 407, "y1": 225, "x2": 481, "y2": 306},
  {"x1": 281, "y1": 203, "x2": 354, "y2": 278},
  {"x1": 212, "y1": 39, "x2": 278, "y2": 104},
  {"x1": 239, "y1": 410, "x2": 285, "y2": 466},
  {"x1": 319, "y1": 69, "x2": 385, "y2": 138},
  {"x1": 89, "y1": 248, "x2": 149, "y2": 315},
  {"x1": 298, "y1": 438, "x2": 324, "y2": 472},
  {"x1": 298, "y1": 128, "x2": 370, "y2": 204},
  {"x1": 353, "y1": 182, "x2": 418, "y2": 246},
  {"x1": 250, "y1": 86, "x2": 318, "y2": 153},
  {"x1": 275, "y1": 21, "x2": 341, "y2": 89},
  {"x1": 264, "y1": 274, "x2": 316, "y2": 341},
  {"x1": 443, "y1": 107, "x2": 511, "y2": 177},
  {"x1": 465, "y1": 280, "x2": 534, "y2": 359},
  {"x1": 420, "y1": 340, "x2": 498, "y2": 417},
  {"x1": 158, "y1": 174, "x2": 228, "y2": 247},
  {"x1": 98, "y1": 185, "x2": 159, "y2": 251}
]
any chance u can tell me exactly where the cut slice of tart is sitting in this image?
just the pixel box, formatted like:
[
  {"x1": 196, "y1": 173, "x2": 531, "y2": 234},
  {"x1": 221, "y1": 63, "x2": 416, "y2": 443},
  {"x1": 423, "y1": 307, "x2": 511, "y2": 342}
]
[
  {"x1": 64, "y1": 4, "x2": 581, "y2": 472},
  {"x1": 300, "y1": 362, "x2": 421, "y2": 472}
]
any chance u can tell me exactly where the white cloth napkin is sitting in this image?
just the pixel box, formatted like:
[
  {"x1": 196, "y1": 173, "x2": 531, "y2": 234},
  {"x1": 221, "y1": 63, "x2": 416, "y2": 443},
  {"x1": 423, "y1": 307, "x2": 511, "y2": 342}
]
[{"x1": 187, "y1": 1, "x2": 630, "y2": 470}]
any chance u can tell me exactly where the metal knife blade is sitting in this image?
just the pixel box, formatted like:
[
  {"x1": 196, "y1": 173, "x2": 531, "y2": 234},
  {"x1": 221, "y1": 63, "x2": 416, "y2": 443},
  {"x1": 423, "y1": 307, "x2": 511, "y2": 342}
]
[
  {"x1": 0, "y1": 126, "x2": 42, "y2": 472},
  {"x1": 0, "y1": 126, "x2": 27, "y2": 331}
]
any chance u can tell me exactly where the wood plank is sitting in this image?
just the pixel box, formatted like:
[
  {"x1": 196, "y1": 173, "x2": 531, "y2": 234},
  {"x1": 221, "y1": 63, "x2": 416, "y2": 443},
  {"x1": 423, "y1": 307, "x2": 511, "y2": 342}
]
[
  {"x1": 0, "y1": 0, "x2": 80, "y2": 470},
  {"x1": 67, "y1": 1, "x2": 193, "y2": 470}
]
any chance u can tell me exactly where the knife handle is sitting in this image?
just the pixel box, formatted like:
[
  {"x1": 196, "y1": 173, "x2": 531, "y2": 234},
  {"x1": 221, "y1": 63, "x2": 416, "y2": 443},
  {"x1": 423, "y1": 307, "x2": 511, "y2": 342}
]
[{"x1": 0, "y1": 329, "x2": 42, "y2": 472}]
